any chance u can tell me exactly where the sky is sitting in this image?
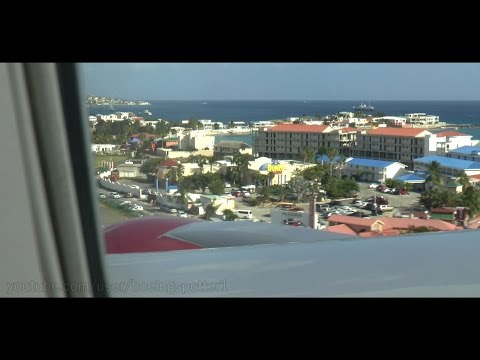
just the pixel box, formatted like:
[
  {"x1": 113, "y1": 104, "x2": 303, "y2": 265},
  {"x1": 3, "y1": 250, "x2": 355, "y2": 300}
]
[{"x1": 80, "y1": 63, "x2": 480, "y2": 101}]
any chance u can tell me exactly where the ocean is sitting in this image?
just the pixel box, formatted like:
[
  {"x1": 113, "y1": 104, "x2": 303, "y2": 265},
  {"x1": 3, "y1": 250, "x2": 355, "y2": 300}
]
[{"x1": 87, "y1": 100, "x2": 480, "y2": 145}]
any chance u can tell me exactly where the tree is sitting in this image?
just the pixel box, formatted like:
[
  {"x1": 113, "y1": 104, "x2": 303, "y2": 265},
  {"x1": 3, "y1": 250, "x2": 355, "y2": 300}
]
[
  {"x1": 317, "y1": 147, "x2": 328, "y2": 166},
  {"x1": 223, "y1": 209, "x2": 238, "y2": 221},
  {"x1": 140, "y1": 158, "x2": 162, "y2": 176},
  {"x1": 202, "y1": 203, "x2": 219, "y2": 221},
  {"x1": 232, "y1": 153, "x2": 251, "y2": 186},
  {"x1": 426, "y1": 160, "x2": 442, "y2": 189},
  {"x1": 213, "y1": 123, "x2": 220, "y2": 130},
  {"x1": 209, "y1": 177, "x2": 225, "y2": 196},
  {"x1": 326, "y1": 148, "x2": 338, "y2": 177},
  {"x1": 176, "y1": 178, "x2": 194, "y2": 210},
  {"x1": 301, "y1": 146, "x2": 315, "y2": 164},
  {"x1": 458, "y1": 171, "x2": 471, "y2": 191},
  {"x1": 461, "y1": 186, "x2": 480, "y2": 218}
]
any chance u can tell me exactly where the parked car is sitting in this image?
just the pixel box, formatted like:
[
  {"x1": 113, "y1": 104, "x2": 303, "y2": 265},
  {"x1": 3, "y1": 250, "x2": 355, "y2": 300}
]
[
  {"x1": 168, "y1": 208, "x2": 178, "y2": 214},
  {"x1": 379, "y1": 205, "x2": 394, "y2": 211},
  {"x1": 283, "y1": 218, "x2": 304, "y2": 226},
  {"x1": 369, "y1": 183, "x2": 381, "y2": 189},
  {"x1": 124, "y1": 192, "x2": 133, "y2": 198},
  {"x1": 99, "y1": 192, "x2": 106, "y2": 199},
  {"x1": 110, "y1": 192, "x2": 121, "y2": 199},
  {"x1": 131, "y1": 205, "x2": 143, "y2": 211},
  {"x1": 177, "y1": 211, "x2": 188, "y2": 218}
]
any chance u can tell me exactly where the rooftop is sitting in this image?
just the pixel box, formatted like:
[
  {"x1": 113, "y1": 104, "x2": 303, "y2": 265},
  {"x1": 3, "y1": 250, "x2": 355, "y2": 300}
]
[
  {"x1": 395, "y1": 173, "x2": 426, "y2": 183},
  {"x1": 346, "y1": 158, "x2": 407, "y2": 169},
  {"x1": 159, "y1": 159, "x2": 179, "y2": 167},
  {"x1": 337, "y1": 127, "x2": 358, "y2": 133},
  {"x1": 367, "y1": 128, "x2": 430, "y2": 137},
  {"x1": 215, "y1": 140, "x2": 251, "y2": 149},
  {"x1": 448, "y1": 146, "x2": 480, "y2": 155},
  {"x1": 414, "y1": 156, "x2": 480, "y2": 170},
  {"x1": 435, "y1": 131, "x2": 470, "y2": 138},
  {"x1": 268, "y1": 124, "x2": 331, "y2": 133}
]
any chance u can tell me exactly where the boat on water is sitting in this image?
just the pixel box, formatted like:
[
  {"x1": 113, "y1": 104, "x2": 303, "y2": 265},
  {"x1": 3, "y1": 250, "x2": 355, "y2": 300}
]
[{"x1": 353, "y1": 101, "x2": 375, "y2": 111}]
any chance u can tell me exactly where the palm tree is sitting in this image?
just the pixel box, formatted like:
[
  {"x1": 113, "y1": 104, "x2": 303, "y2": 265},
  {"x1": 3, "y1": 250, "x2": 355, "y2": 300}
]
[
  {"x1": 233, "y1": 154, "x2": 250, "y2": 186},
  {"x1": 176, "y1": 163, "x2": 184, "y2": 184},
  {"x1": 335, "y1": 154, "x2": 347, "y2": 178},
  {"x1": 426, "y1": 160, "x2": 442, "y2": 189},
  {"x1": 461, "y1": 187, "x2": 480, "y2": 218},
  {"x1": 317, "y1": 146, "x2": 328, "y2": 166},
  {"x1": 302, "y1": 146, "x2": 315, "y2": 164},
  {"x1": 457, "y1": 171, "x2": 471, "y2": 192},
  {"x1": 326, "y1": 148, "x2": 338, "y2": 177},
  {"x1": 202, "y1": 203, "x2": 219, "y2": 221}
]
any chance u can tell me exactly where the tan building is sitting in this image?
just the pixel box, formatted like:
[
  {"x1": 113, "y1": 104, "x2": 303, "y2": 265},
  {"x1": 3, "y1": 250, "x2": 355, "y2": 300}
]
[
  {"x1": 350, "y1": 127, "x2": 433, "y2": 168},
  {"x1": 214, "y1": 141, "x2": 252, "y2": 156},
  {"x1": 254, "y1": 124, "x2": 343, "y2": 160}
]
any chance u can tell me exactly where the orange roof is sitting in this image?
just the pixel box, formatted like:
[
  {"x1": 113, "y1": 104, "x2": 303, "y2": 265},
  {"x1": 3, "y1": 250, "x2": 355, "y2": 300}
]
[
  {"x1": 359, "y1": 231, "x2": 382, "y2": 238},
  {"x1": 159, "y1": 159, "x2": 179, "y2": 167},
  {"x1": 328, "y1": 214, "x2": 381, "y2": 227},
  {"x1": 435, "y1": 131, "x2": 470, "y2": 137},
  {"x1": 380, "y1": 218, "x2": 457, "y2": 232},
  {"x1": 468, "y1": 174, "x2": 480, "y2": 181},
  {"x1": 327, "y1": 224, "x2": 358, "y2": 236},
  {"x1": 268, "y1": 124, "x2": 331, "y2": 133},
  {"x1": 337, "y1": 127, "x2": 358, "y2": 133},
  {"x1": 368, "y1": 127, "x2": 428, "y2": 137}
]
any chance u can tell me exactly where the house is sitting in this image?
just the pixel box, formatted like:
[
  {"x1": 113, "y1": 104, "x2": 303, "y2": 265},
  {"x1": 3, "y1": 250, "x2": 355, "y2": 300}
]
[
  {"x1": 214, "y1": 141, "x2": 252, "y2": 156},
  {"x1": 342, "y1": 158, "x2": 408, "y2": 182}
]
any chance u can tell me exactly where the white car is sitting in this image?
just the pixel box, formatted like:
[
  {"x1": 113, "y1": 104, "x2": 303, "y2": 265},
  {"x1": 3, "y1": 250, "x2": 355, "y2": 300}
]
[
  {"x1": 177, "y1": 211, "x2": 188, "y2": 218},
  {"x1": 168, "y1": 208, "x2": 178, "y2": 214},
  {"x1": 99, "y1": 193, "x2": 106, "y2": 199},
  {"x1": 111, "y1": 192, "x2": 121, "y2": 199},
  {"x1": 119, "y1": 201, "x2": 132, "y2": 207},
  {"x1": 131, "y1": 205, "x2": 143, "y2": 211},
  {"x1": 369, "y1": 183, "x2": 381, "y2": 189}
]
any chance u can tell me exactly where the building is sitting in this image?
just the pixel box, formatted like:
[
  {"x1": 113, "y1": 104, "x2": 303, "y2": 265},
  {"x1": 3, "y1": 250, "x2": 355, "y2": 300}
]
[
  {"x1": 372, "y1": 116, "x2": 407, "y2": 127},
  {"x1": 446, "y1": 145, "x2": 480, "y2": 162},
  {"x1": 156, "y1": 159, "x2": 180, "y2": 181},
  {"x1": 214, "y1": 141, "x2": 252, "y2": 156},
  {"x1": 255, "y1": 160, "x2": 315, "y2": 186},
  {"x1": 426, "y1": 131, "x2": 475, "y2": 155},
  {"x1": 342, "y1": 158, "x2": 408, "y2": 182},
  {"x1": 413, "y1": 155, "x2": 480, "y2": 177},
  {"x1": 405, "y1": 113, "x2": 440, "y2": 125},
  {"x1": 177, "y1": 130, "x2": 215, "y2": 151},
  {"x1": 351, "y1": 127, "x2": 433, "y2": 168},
  {"x1": 91, "y1": 144, "x2": 117, "y2": 153},
  {"x1": 255, "y1": 124, "x2": 336, "y2": 160},
  {"x1": 251, "y1": 121, "x2": 276, "y2": 130},
  {"x1": 116, "y1": 163, "x2": 144, "y2": 178}
]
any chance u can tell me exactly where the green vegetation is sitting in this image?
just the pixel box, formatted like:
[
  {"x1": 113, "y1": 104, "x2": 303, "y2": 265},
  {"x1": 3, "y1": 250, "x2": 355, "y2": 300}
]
[
  {"x1": 202, "y1": 204, "x2": 219, "y2": 221},
  {"x1": 223, "y1": 209, "x2": 238, "y2": 221},
  {"x1": 94, "y1": 154, "x2": 128, "y2": 168}
]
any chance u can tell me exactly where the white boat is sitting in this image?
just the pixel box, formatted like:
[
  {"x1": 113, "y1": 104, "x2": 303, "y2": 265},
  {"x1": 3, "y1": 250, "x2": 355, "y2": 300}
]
[{"x1": 353, "y1": 101, "x2": 375, "y2": 111}]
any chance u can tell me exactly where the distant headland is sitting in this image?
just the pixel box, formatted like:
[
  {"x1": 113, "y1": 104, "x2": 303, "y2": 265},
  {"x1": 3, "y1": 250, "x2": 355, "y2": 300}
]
[{"x1": 86, "y1": 95, "x2": 151, "y2": 106}]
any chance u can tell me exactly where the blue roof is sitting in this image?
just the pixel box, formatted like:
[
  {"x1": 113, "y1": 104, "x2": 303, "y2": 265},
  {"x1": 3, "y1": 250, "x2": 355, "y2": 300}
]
[
  {"x1": 346, "y1": 158, "x2": 404, "y2": 168},
  {"x1": 414, "y1": 155, "x2": 480, "y2": 170},
  {"x1": 259, "y1": 163, "x2": 272, "y2": 171},
  {"x1": 395, "y1": 173, "x2": 426, "y2": 183},
  {"x1": 448, "y1": 146, "x2": 480, "y2": 155},
  {"x1": 315, "y1": 155, "x2": 342, "y2": 164}
]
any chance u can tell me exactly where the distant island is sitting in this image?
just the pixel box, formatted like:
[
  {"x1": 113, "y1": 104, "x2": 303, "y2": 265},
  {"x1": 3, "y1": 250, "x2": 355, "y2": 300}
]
[{"x1": 86, "y1": 95, "x2": 151, "y2": 106}]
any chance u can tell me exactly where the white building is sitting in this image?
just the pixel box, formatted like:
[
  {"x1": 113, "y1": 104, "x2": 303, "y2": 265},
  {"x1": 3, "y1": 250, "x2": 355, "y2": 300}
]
[
  {"x1": 373, "y1": 116, "x2": 407, "y2": 127},
  {"x1": 251, "y1": 121, "x2": 276, "y2": 130},
  {"x1": 425, "y1": 131, "x2": 476, "y2": 156},
  {"x1": 177, "y1": 130, "x2": 215, "y2": 151},
  {"x1": 342, "y1": 158, "x2": 408, "y2": 182},
  {"x1": 405, "y1": 113, "x2": 440, "y2": 125},
  {"x1": 91, "y1": 144, "x2": 117, "y2": 153}
]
